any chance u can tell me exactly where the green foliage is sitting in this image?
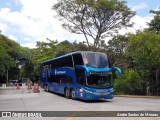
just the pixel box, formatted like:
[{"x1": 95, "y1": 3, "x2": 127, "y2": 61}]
[
  {"x1": 0, "y1": 45, "x2": 15, "y2": 76},
  {"x1": 148, "y1": 7, "x2": 160, "y2": 33},
  {"x1": 0, "y1": 34, "x2": 34, "y2": 82},
  {"x1": 32, "y1": 40, "x2": 58, "y2": 67},
  {"x1": 114, "y1": 69, "x2": 142, "y2": 95},
  {"x1": 0, "y1": 34, "x2": 17, "y2": 77},
  {"x1": 110, "y1": 30, "x2": 160, "y2": 95},
  {"x1": 126, "y1": 31, "x2": 160, "y2": 95},
  {"x1": 108, "y1": 35, "x2": 128, "y2": 55},
  {"x1": 0, "y1": 34, "x2": 20, "y2": 59},
  {"x1": 127, "y1": 31, "x2": 160, "y2": 71},
  {"x1": 107, "y1": 35, "x2": 129, "y2": 70}
]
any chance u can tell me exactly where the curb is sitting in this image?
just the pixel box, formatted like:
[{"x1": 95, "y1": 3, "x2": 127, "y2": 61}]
[{"x1": 115, "y1": 95, "x2": 160, "y2": 99}]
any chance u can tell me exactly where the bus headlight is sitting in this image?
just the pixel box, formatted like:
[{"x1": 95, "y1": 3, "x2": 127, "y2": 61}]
[
  {"x1": 90, "y1": 72, "x2": 100, "y2": 75},
  {"x1": 80, "y1": 88, "x2": 93, "y2": 94},
  {"x1": 79, "y1": 89, "x2": 83, "y2": 92},
  {"x1": 109, "y1": 88, "x2": 114, "y2": 92}
]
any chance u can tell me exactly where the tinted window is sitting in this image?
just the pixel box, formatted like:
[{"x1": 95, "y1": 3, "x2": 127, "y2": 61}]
[
  {"x1": 73, "y1": 53, "x2": 86, "y2": 85},
  {"x1": 73, "y1": 53, "x2": 84, "y2": 66},
  {"x1": 48, "y1": 75, "x2": 57, "y2": 83},
  {"x1": 75, "y1": 69, "x2": 86, "y2": 86},
  {"x1": 82, "y1": 52, "x2": 109, "y2": 68},
  {"x1": 48, "y1": 75, "x2": 73, "y2": 84},
  {"x1": 77, "y1": 75, "x2": 86, "y2": 85},
  {"x1": 59, "y1": 76, "x2": 73, "y2": 84},
  {"x1": 87, "y1": 74, "x2": 113, "y2": 88},
  {"x1": 51, "y1": 55, "x2": 73, "y2": 68}
]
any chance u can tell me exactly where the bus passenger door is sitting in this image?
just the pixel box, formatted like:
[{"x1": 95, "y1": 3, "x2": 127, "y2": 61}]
[
  {"x1": 58, "y1": 77, "x2": 65, "y2": 93},
  {"x1": 47, "y1": 75, "x2": 58, "y2": 92},
  {"x1": 52, "y1": 82, "x2": 58, "y2": 92}
]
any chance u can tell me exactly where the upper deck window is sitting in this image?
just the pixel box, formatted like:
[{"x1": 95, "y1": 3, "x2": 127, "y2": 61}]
[
  {"x1": 82, "y1": 52, "x2": 109, "y2": 68},
  {"x1": 73, "y1": 53, "x2": 84, "y2": 66}
]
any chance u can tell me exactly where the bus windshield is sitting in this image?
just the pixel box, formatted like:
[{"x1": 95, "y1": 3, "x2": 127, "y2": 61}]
[
  {"x1": 86, "y1": 74, "x2": 112, "y2": 89},
  {"x1": 82, "y1": 52, "x2": 109, "y2": 68}
]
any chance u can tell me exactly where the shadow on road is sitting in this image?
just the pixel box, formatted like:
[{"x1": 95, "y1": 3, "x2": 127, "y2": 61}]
[{"x1": 43, "y1": 90, "x2": 112, "y2": 103}]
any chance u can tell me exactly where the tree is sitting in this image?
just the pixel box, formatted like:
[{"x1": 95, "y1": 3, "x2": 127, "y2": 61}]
[
  {"x1": 0, "y1": 45, "x2": 15, "y2": 76},
  {"x1": 32, "y1": 39, "x2": 60, "y2": 81},
  {"x1": 148, "y1": 7, "x2": 160, "y2": 33},
  {"x1": 0, "y1": 34, "x2": 17, "y2": 82},
  {"x1": 53, "y1": 0, "x2": 135, "y2": 48},
  {"x1": 126, "y1": 31, "x2": 160, "y2": 95},
  {"x1": 18, "y1": 47, "x2": 34, "y2": 79},
  {"x1": 114, "y1": 69, "x2": 142, "y2": 95},
  {"x1": 0, "y1": 33, "x2": 34, "y2": 82},
  {"x1": 107, "y1": 35, "x2": 128, "y2": 70},
  {"x1": 33, "y1": 40, "x2": 58, "y2": 66}
]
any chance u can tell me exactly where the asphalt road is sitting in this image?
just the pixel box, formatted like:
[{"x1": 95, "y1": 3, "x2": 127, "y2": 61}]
[{"x1": 0, "y1": 85, "x2": 160, "y2": 120}]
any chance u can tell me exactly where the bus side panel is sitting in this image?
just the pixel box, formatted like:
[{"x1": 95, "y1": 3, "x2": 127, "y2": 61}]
[
  {"x1": 40, "y1": 68, "x2": 50, "y2": 89},
  {"x1": 47, "y1": 82, "x2": 57, "y2": 92},
  {"x1": 47, "y1": 67, "x2": 77, "y2": 95}
]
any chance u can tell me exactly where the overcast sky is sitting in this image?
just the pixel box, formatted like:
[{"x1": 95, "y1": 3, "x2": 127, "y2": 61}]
[{"x1": 0, "y1": 0, "x2": 160, "y2": 48}]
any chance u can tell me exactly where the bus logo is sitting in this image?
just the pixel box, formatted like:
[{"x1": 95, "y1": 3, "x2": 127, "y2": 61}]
[{"x1": 55, "y1": 70, "x2": 66, "y2": 75}]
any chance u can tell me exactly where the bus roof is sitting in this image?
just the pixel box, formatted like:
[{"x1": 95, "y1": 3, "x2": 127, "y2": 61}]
[{"x1": 41, "y1": 51, "x2": 106, "y2": 64}]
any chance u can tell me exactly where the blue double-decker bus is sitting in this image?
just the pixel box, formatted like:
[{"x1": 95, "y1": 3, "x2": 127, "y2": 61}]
[{"x1": 40, "y1": 51, "x2": 122, "y2": 100}]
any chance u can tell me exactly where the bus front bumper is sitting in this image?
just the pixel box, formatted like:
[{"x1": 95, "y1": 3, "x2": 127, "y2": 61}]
[{"x1": 79, "y1": 88, "x2": 114, "y2": 100}]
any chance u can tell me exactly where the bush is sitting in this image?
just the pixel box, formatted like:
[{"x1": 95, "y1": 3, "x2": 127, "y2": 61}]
[{"x1": 114, "y1": 69, "x2": 142, "y2": 95}]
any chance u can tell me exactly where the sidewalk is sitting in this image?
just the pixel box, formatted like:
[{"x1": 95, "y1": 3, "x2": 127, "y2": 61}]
[
  {"x1": 115, "y1": 95, "x2": 160, "y2": 99},
  {"x1": 0, "y1": 85, "x2": 33, "y2": 95},
  {"x1": 0, "y1": 85, "x2": 41, "y2": 100}
]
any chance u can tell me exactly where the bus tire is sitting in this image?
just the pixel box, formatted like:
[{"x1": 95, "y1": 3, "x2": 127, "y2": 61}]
[
  {"x1": 44, "y1": 85, "x2": 46, "y2": 91},
  {"x1": 71, "y1": 89, "x2": 76, "y2": 100},
  {"x1": 45, "y1": 85, "x2": 49, "y2": 92},
  {"x1": 64, "y1": 88, "x2": 69, "y2": 98},
  {"x1": 42, "y1": 84, "x2": 45, "y2": 89}
]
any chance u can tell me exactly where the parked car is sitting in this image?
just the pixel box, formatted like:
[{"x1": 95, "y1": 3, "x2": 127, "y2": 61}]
[
  {"x1": 10, "y1": 80, "x2": 18, "y2": 85},
  {"x1": 15, "y1": 79, "x2": 22, "y2": 86}
]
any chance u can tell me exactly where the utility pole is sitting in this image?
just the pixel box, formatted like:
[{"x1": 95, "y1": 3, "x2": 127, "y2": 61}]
[{"x1": 7, "y1": 69, "x2": 8, "y2": 85}]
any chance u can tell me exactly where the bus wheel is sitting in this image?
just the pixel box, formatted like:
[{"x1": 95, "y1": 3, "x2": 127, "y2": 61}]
[
  {"x1": 45, "y1": 85, "x2": 49, "y2": 92},
  {"x1": 65, "y1": 88, "x2": 69, "y2": 98},
  {"x1": 44, "y1": 85, "x2": 46, "y2": 91},
  {"x1": 71, "y1": 89, "x2": 76, "y2": 100}
]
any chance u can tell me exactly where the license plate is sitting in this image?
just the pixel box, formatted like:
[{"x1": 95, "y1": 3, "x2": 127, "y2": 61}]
[{"x1": 100, "y1": 98, "x2": 105, "y2": 100}]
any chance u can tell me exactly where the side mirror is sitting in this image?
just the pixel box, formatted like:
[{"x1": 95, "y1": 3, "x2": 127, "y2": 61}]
[{"x1": 112, "y1": 67, "x2": 122, "y2": 76}]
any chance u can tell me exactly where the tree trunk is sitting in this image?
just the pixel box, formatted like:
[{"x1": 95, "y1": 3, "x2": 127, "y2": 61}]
[{"x1": 155, "y1": 68, "x2": 160, "y2": 96}]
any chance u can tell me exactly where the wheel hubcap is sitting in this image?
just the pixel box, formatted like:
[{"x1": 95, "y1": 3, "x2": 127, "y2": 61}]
[
  {"x1": 72, "y1": 90, "x2": 75, "y2": 98},
  {"x1": 66, "y1": 90, "x2": 69, "y2": 97}
]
